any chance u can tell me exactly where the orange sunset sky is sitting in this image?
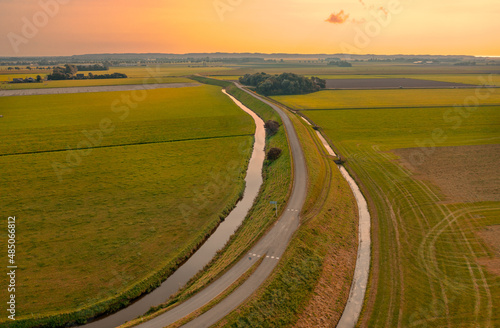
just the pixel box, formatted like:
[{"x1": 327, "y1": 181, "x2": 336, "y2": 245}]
[{"x1": 1, "y1": 0, "x2": 499, "y2": 57}]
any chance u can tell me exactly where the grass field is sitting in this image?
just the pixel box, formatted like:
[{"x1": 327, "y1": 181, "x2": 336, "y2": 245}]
[
  {"x1": 0, "y1": 84, "x2": 256, "y2": 326},
  {"x1": 299, "y1": 97, "x2": 500, "y2": 327},
  {"x1": 273, "y1": 88, "x2": 500, "y2": 110},
  {"x1": 0, "y1": 77, "x2": 193, "y2": 90},
  {"x1": 0, "y1": 85, "x2": 252, "y2": 155},
  {"x1": 0, "y1": 64, "x2": 229, "y2": 89},
  {"x1": 386, "y1": 74, "x2": 500, "y2": 86}
]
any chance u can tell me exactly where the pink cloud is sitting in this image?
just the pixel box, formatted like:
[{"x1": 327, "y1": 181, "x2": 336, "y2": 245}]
[{"x1": 325, "y1": 10, "x2": 350, "y2": 24}]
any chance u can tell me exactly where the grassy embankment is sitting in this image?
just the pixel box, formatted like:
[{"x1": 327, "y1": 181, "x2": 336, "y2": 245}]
[
  {"x1": 0, "y1": 85, "x2": 256, "y2": 327},
  {"x1": 119, "y1": 76, "x2": 293, "y2": 326},
  {"x1": 277, "y1": 88, "x2": 500, "y2": 327},
  {"x1": 213, "y1": 102, "x2": 358, "y2": 327}
]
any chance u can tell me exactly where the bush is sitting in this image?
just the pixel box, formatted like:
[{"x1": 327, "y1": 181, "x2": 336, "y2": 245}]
[
  {"x1": 267, "y1": 147, "x2": 282, "y2": 161},
  {"x1": 264, "y1": 120, "x2": 280, "y2": 137}
]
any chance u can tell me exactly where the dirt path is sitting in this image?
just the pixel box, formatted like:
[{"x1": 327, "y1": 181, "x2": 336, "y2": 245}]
[{"x1": 0, "y1": 83, "x2": 199, "y2": 97}]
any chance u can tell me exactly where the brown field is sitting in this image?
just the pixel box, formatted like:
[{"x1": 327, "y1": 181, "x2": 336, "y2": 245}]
[
  {"x1": 394, "y1": 144, "x2": 500, "y2": 203},
  {"x1": 477, "y1": 225, "x2": 500, "y2": 276}
]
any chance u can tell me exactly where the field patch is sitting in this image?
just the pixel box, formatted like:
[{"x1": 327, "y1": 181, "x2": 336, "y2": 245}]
[
  {"x1": 477, "y1": 225, "x2": 500, "y2": 276},
  {"x1": 394, "y1": 144, "x2": 500, "y2": 203},
  {"x1": 298, "y1": 103, "x2": 499, "y2": 327},
  {"x1": 0, "y1": 85, "x2": 254, "y2": 155},
  {"x1": 272, "y1": 88, "x2": 500, "y2": 110},
  {"x1": 325, "y1": 78, "x2": 476, "y2": 89}
]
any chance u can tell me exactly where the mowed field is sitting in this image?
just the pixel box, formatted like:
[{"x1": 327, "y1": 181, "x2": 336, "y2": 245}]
[
  {"x1": 0, "y1": 84, "x2": 255, "y2": 323},
  {"x1": 276, "y1": 89, "x2": 500, "y2": 326},
  {"x1": 273, "y1": 88, "x2": 500, "y2": 110}
]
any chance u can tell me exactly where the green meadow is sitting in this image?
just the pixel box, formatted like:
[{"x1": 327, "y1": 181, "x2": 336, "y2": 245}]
[
  {"x1": 0, "y1": 84, "x2": 255, "y2": 324},
  {"x1": 0, "y1": 85, "x2": 253, "y2": 155},
  {"x1": 300, "y1": 100, "x2": 500, "y2": 326},
  {"x1": 273, "y1": 88, "x2": 500, "y2": 110}
]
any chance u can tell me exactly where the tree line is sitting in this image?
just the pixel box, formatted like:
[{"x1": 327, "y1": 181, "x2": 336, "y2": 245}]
[
  {"x1": 239, "y1": 72, "x2": 326, "y2": 96},
  {"x1": 76, "y1": 63, "x2": 110, "y2": 71},
  {"x1": 47, "y1": 64, "x2": 126, "y2": 80}
]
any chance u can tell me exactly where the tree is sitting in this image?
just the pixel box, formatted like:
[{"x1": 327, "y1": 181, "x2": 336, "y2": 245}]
[
  {"x1": 264, "y1": 120, "x2": 280, "y2": 136},
  {"x1": 267, "y1": 148, "x2": 282, "y2": 161},
  {"x1": 36, "y1": 75, "x2": 42, "y2": 82},
  {"x1": 64, "y1": 64, "x2": 77, "y2": 75}
]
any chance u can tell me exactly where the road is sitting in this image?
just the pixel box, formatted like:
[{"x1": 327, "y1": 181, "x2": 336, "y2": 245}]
[{"x1": 134, "y1": 83, "x2": 308, "y2": 328}]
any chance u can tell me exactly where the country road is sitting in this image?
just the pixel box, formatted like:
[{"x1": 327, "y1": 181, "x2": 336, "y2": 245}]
[{"x1": 133, "y1": 83, "x2": 308, "y2": 328}]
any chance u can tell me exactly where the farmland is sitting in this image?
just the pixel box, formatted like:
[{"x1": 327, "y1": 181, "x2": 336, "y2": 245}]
[
  {"x1": 273, "y1": 88, "x2": 500, "y2": 110},
  {"x1": 291, "y1": 88, "x2": 500, "y2": 326},
  {"x1": 0, "y1": 65, "x2": 232, "y2": 90},
  {"x1": 0, "y1": 84, "x2": 256, "y2": 325}
]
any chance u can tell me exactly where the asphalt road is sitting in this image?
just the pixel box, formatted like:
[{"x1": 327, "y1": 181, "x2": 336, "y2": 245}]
[{"x1": 134, "y1": 83, "x2": 308, "y2": 328}]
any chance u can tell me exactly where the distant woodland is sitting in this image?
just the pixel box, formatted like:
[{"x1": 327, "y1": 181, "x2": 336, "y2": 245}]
[{"x1": 239, "y1": 73, "x2": 326, "y2": 95}]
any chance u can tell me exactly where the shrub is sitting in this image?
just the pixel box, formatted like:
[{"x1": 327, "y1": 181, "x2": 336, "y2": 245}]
[
  {"x1": 264, "y1": 120, "x2": 280, "y2": 137},
  {"x1": 267, "y1": 147, "x2": 282, "y2": 161}
]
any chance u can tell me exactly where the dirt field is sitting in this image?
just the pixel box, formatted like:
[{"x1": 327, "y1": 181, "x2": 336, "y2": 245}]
[
  {"x1": 394, "y1": 144, "x2": 500, "y2": 203},
  {"x1": 0, "y1": 82, "x2": 199, "y2": 97},
  {"x1": 477, "y1": 225, "x2": 500, "y2": 276},
  {"x1": 325, "y1": 78, "x2": 477, "y2": 89}
]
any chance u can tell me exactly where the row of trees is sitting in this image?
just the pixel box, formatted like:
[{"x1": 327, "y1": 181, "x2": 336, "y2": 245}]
[
  {"x1": 239, "y1": 73, "x2": 326, "y2": 96},
  {"x1": 76, "y1": 63, "x2": 110, "y2": 71},
  {"x1": 47, "y1": 64, "x2": 126, "y2": 80},
  {"x1": 327, "y1": 60, "x2": 352, "y2": 67}
]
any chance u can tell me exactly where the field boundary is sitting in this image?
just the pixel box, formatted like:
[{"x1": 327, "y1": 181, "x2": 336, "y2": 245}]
[
  {"x1": 298, "y1": 104, "x2": 500, "y2": 111},
  {"x1": 0, "y1": 134, "x2": 254, "y2": 157}
]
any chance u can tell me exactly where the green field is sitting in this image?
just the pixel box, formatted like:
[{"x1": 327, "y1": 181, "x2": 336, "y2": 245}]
[
  {"x1": 273, "y1": 88, "x2": 500, "y2": 110},
  {"x1": 299, "y1": 96, "x2": 500, "y2": 327},
  {"x1": 0, "y1": 84, "x2": 256, "y2": 325},
  {"x1": 0, "y1": 85, "x2": 252, "y2": 155},
  {"x1": 0, "y1": 77, "x2": 193, "y2": 90},
  {"x1": 0, "y1": 64, "x2": 231, "y2": 89}
]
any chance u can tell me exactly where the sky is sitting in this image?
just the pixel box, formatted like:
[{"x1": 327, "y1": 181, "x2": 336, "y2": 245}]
[{"x1": 0, "y1": 0, "x2": 499, "y2": 57}]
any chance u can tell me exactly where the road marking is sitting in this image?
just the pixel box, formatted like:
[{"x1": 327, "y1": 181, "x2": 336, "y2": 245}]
[{"x1": 248, "y1": 253, "x2": 280, "y2": 260}]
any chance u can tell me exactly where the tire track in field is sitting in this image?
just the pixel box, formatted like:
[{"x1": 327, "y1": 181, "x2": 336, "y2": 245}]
[
  {"x1": 415, "y1": 176, "x2": 496, "y2": 328},
  {"x1": 344, "y1": 145, "x2": 407, "y2": 327},
  {"x1": 374, "y1": 147, "x2": 448, "y2": 326}
]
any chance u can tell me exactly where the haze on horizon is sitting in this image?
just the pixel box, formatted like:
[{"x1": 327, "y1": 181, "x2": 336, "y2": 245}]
[{"x1": 1, "y1": 0, "x2": 499, "y2": 57}]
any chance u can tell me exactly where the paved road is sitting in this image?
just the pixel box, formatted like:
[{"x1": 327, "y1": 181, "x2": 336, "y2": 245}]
[
  {"x1": 0, "y1": 83, "x2": 199, "y2": 97},
  {"x1": 134, "y1": 83, "x2": 308, "y2": 328}
]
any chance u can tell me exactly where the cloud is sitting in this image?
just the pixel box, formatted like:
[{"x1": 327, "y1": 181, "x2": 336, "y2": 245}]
[{"x1": 325, "y1": 10, "x2": 350, "y2": 24}]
